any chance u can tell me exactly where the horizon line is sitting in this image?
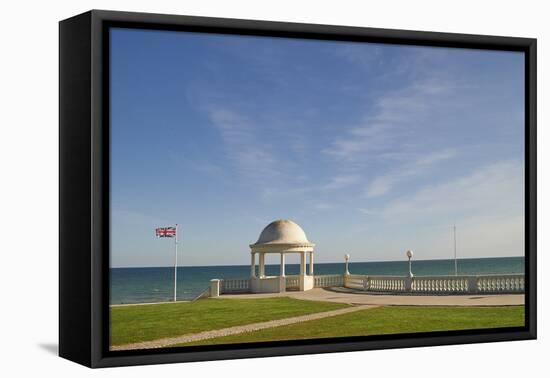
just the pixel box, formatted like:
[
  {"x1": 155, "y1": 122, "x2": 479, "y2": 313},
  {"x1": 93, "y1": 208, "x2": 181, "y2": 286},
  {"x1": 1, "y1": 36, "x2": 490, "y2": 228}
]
[{"x1": 111, "y1": 255, "x2": 524, "y2": 269}]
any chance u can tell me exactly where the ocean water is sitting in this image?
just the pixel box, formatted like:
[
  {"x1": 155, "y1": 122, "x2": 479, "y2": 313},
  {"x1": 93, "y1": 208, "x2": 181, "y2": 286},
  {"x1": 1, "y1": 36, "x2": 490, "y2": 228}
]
[{"x1": 110, "y1": 256, "x2": 524, "y2": 304}]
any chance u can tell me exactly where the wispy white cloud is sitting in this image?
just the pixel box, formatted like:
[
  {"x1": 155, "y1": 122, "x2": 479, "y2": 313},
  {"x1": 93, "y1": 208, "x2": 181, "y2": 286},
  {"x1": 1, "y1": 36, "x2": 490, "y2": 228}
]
[
  {"x1": 322, "y1": 174, "x2": 361, "y2": 191},
  {"x1": 352, "y1": 160, "x2": 525, "y2": 259},
  {"x1": 379, "y1": 159, "x2": 524, "y2": 222},
  {"x1": 322, "y1": 44, "x2": 475, "y2": 166},
  {"x1": 258, "y1": 173, "x2": 361, "y2": 202},
  {"x1": 314, "y1": 203, "x2": 335, "y2": 211},
  {"x1": 332, "y1": 43, "x2": 384, "y2": 67},
  {"x1": 358, "y1": 208, "x2": 376, "y2": 215},
  {"x1": 365, "y1": 148, "x2": 456, "y2": 198},
  {"x1": 208, "y1": 108, "x2": 280, "y2": 180},
  {"x1": 260, "y1": 186, "x2": 312, "y2": 201},
  {"x1": 450, "y1": 214, "x2": 524, "y2": 258}
]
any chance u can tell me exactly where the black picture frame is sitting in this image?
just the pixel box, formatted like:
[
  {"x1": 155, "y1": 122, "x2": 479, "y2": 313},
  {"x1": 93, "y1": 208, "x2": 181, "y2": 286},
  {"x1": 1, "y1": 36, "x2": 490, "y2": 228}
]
[{"x1": 59, "y1": 9, "x2": 537, "y2": 368}]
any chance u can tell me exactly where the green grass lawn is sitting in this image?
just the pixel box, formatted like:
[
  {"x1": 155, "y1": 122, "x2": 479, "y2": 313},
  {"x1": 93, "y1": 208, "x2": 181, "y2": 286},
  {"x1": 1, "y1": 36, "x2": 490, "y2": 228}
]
[
  {"x1": 110, "y1": 297, "x2": 348, "y2": 346},
  {"x1": 177, "y1": 305, "x2": 525, "y2": 347}
]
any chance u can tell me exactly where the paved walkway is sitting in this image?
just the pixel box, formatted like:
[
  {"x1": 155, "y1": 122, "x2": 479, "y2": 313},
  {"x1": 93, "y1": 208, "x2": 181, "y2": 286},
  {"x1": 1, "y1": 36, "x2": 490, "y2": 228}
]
[
  {"x1": 111, "y1": 305, "x2": 374, "y2": 351},
  {"x1": 220, "y1": 287, "x2": 525, "y2": 307}
]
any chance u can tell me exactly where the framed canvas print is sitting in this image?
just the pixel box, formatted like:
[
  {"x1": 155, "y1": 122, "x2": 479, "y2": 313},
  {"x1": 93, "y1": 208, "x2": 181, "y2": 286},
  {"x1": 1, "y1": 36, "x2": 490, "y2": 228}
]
[{"x1": 59, "y1": 10, "x2": 537, "y2": 368}]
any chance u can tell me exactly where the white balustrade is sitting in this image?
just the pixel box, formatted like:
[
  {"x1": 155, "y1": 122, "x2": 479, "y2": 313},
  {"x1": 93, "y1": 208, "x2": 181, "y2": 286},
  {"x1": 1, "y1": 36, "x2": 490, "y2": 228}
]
[
  {"x1": 215, "y1": 273, "x2": 524, "y2": 295},
  {"x1": 314, "y1": 274, "x2": 344, "y2": 288},
  {"x1": 341, "y1": 274, "x2": 524, "y2": 294},
  {"x1": 411, "y1": 276, "x2": 470, "y2": 293},
  {"x1": 220, "y1": 278, "x2": 250, "y2": 293},
  {"x1": 477, "y1": 274, "x2": 524, "y2": 293},
  {"x1": 345, "y1": 275, "x2": 367, "y2": 290},
  {"x1": 367, "y1": 276, "x2": 406, "y2": 292},
  {"x1": 285, "y1": 275, "x2": 300, "y2": 290}
]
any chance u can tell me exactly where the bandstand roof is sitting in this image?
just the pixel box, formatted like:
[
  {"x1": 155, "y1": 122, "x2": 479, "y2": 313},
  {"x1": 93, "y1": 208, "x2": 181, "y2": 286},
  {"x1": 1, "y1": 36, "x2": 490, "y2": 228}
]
[{"x1": 250, "y1": 220, "x2": 315, "y2": 252}]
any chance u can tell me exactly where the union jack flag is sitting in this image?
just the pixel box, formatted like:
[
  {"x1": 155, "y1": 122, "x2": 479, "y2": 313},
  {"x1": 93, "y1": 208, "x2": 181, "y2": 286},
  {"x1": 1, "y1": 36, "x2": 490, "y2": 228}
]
[{"x1": 156, "y1": 226, "x2": 177, "y2": 238}]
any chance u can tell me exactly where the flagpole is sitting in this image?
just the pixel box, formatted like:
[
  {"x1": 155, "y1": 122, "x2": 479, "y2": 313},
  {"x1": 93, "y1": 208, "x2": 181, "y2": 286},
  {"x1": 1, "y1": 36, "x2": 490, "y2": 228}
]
[{"x1": 174, "y1": 224, "x2": 178, "y2": 302}]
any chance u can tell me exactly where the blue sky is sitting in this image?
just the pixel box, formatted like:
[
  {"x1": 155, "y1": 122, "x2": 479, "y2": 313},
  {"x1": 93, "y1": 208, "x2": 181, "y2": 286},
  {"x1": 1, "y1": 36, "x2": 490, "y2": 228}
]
[{"x1": 110, "y1": 28, "x2": 525, "y2": 268}]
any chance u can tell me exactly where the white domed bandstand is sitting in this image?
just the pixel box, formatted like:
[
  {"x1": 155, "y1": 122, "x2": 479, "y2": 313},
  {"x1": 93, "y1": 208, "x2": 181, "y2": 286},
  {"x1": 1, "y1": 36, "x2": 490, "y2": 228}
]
[{"x1": 250, "y1": 220, "x2": 315, "y2": 293}]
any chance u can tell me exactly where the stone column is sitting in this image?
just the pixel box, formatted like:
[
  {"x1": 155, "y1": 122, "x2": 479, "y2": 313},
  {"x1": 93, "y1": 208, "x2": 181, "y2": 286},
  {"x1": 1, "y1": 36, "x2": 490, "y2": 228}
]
[
  {"x1": 299, "y1": 252, "x2": 306, "y2": 291},
  {"x1": 404, "y1": 276, "x2": 413, "y2": 292},
  {"x1": 210, "y1": 279, "x2": 221, "y2": 297},
  {"x1": 309, "y1": 252, "x2": 314, "y2": 276},
  {"x1": 259, "y1": 253, "x2": 265, "y2": 278},
  {"x1": 468, "y1": 276, "x2": 479, "y2": 294},
  {"x1": 250, "y1": 253, "x2": 256, "y2": 277},
  {"x1": 279, "y1": 253, "x2": 286, "y2": 293}
]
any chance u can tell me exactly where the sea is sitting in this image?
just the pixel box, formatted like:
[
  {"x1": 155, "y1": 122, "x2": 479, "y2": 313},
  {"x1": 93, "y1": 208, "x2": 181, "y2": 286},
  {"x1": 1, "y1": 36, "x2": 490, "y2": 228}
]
[{"x1": 110, "y1": 256, "x2": 524, "y2": 304}]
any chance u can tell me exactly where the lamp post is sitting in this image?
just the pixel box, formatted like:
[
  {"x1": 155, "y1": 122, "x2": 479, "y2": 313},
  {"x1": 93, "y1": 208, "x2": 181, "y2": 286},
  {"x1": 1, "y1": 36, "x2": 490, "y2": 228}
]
[
  {"x1": 344, "y1": 254, "x2": 351, "y2": 276},
  {"x1": 406, "y1": 250, "x2": 414, "y2": 278}
]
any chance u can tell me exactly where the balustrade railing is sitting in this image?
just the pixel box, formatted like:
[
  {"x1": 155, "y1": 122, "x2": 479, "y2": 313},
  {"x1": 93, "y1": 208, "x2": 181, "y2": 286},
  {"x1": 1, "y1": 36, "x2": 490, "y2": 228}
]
[
  {"x1": 314, "y1": 274, "x2": 344, "y2": 288},
  {"x1": 369, "y1": 276, "x2": 406, "y2": 292},
  {"x1": 343, "y1": 273, "x2": 525, "y2": 294},
  {"x1": 477, "y1": 274, "x2": 524, "y2": 293},
  {"x1": 344, "y1": 274, "x2": 368, "y2": 290},
  {"x1": 411, "y1": 276, "x2": 470, "y2": 293},
  {"x1": 213, "y1": 273, "x2": 524, "y2": 296},
  {"x1": 220, "y1": 278, "x2": 250, "y2": 294},
  {"x1": 285, "y1": 275, "x2": 300, "y2": 290}
]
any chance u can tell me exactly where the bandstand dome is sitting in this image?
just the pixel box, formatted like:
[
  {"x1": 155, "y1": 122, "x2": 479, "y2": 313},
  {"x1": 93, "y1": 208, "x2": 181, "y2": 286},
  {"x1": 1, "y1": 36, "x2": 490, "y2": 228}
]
[
  {"x1": 252, "y1": 219, "x2": 312, "y2": 246},
  {"x1": 249, "y1": 219, "x2": 315, "y2": 293}
]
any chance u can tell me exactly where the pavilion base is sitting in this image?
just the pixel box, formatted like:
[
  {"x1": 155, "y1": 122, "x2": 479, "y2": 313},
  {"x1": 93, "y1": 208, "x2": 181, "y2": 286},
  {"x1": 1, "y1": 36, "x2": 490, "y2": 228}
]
[
  {"x1": 300, "y1": 275, "x2": 314, "y2": 291},
  {"x1": 251, "y1": 276, "x2": 283, "y2": 293},
  {"x1": 250, "y1": 275, "x2": 314, "y2": 293}
]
